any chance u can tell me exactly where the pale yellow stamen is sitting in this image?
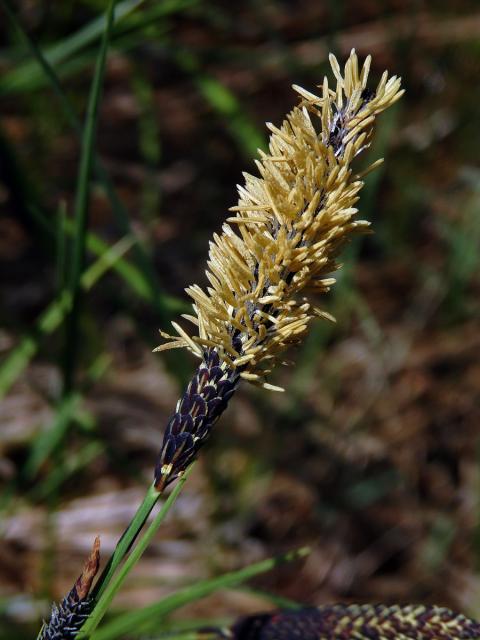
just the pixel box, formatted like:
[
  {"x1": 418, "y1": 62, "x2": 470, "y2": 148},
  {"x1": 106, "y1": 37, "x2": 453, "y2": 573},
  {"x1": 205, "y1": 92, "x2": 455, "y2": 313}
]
[{"x1": 154, "y1": 52, "x2": 403, "y2": 388}]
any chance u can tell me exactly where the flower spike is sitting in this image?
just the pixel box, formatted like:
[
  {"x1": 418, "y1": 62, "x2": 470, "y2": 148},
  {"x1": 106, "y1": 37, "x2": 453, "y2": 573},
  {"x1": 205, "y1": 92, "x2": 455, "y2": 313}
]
[
  {"x1": 214, "y1": 605, "x2": 480, "y2": 640},
  {"x1": 153, "y1": 51, "x2": 403, "y2": 489},
  {"x1": 156, "y1": 50, "x2": 403, "y2": 389}
]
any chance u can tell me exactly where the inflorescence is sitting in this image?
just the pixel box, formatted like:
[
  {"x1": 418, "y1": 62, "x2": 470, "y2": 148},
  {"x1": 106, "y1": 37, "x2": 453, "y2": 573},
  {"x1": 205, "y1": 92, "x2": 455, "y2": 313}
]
[
  {"x1": 224, "y1": 605, "x2": 480, "y2": 640},
  {"x1": 156, "y1": 50, "x2": 403, "y2": 386},
  {"x1": 39, "y1": 52, "x2": 480, "y2": 640},
  {"x1": 39, "y1": 538, "x2": 100, "y2": 640},
  {"x1": 154, "y1": 50, "x2": 403, "y2": 489}
]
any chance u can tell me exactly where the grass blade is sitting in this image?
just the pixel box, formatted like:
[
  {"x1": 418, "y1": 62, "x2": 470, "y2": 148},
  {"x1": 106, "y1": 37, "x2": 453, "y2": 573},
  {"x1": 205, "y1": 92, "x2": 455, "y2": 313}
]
[
  {"x1": 24, "y1": 353, "x2": 110, "y2": 481},
  {"x1": 0, "y1": 0, "x2": 144, "y2": 94},
  {"x1": 0, "y1": 235, "x2": 135, "y2": 399},
  {"x1": 24, "y1": 393, "x2": 82, "y2": 480},
  {"x1": 62, "y1": 0, "x2": 116, "y2": 394},
  {"x1": 0, "y1": 0, "x2": 200, "y2": 95},
  {"x1": 81, "y1": 470, "x2": 193, "y2": 637},
  {"x1": 90, "y1": 546, "x2": 310, "y2": 640},
  {"x1": 65, "y1": 221, "x2": 184, "y2": 312},
  {"x1": 175, "y1": 49, "x2": 266, "y2": 158},
  {"x1": 2, "y1": 0, "x2": 176, "y2": 323},
  {"x1": 88, "y1": 483, "x2": 161, "y2": 607},
  {"x1": 31, "y1": 441, "x2": 104, "y2": 502}
]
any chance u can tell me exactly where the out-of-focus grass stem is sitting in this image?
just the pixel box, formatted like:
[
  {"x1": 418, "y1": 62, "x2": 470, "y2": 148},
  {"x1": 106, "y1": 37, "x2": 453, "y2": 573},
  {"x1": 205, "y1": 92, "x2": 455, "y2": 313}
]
[
  {"x1": 2, "y1": 0, "x2": 174, "y2": 323},
  {"x1": 62, "y1": 0, "x2": 117, "y2": 395}
]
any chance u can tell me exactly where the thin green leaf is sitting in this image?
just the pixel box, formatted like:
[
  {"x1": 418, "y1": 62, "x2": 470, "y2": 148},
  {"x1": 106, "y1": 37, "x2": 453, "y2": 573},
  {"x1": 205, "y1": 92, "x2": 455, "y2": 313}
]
[
  {"x1": 25, "y1": 353, "x2": 111, "y2": 480},
  {"x1": 89, "y1": 547, "x2": 310, "y2": 640},
  {"x1": 90, "y1": 484, "x2": 161, "y2": 602},
  {"x1": 24, "y1": 393, "x2": 82, "y2": 480},
  {"x1": 62, "y1": 0, "x2": 116, "y2": 394},
  {"x1": 31, "y1": 441, "x2": 104, "y2": 502},
  {"x1": 81, "y1": 470, "x2": 193, "y2": 637},
  {"x1": 0, "y1": 235, "x2": 135, "y2": 399},
  {"x1": 0, "y1": 0, "x2": 199, "y2": 95},
  {"x1": 55, "y1": 201, "x2": 68, "y2": 292},
  {"x1": 75, "y1": 225, "x2": 184, "y2": 313},
  {"x1": 0, "y1": 0, "x2": 144, "y2": 94},
  {"x1": 2, "y1": 0, "x2": 177, "y2": 322},
  {"x1": 236, "y1": 586, "x2": 304, "y2": 610},
  {"x1": 147, "y1": 616, "x2": 231, "y2": 637},
  {"x1": 196, "y1": 75, "x2": 265, "y2": 157},
  {"x1": 175, "y1": 49, "x2": 265, "y2": 158}
]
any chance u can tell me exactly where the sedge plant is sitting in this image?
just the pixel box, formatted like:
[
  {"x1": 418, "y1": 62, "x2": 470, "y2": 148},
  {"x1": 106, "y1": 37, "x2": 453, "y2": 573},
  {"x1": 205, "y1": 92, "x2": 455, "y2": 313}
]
[{"x1": 36, "y1": 42, "x2": 480, "y2": 640}]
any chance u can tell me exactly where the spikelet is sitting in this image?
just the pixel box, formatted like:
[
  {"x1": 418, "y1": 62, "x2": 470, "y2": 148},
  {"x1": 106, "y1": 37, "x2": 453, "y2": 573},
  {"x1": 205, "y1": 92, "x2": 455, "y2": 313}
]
[
  {"x1": 39, "y1": 537, "x2": 100, "y2": 640},
  {"x1": 223, "y1": 605, "x2": 480, "y2": 640},
  {"x1": 156, "y1": 50, "x2": 403, "y2": 389},
  {"x1": 154, "y1": 348, "x2": 239, "y2": 489}
]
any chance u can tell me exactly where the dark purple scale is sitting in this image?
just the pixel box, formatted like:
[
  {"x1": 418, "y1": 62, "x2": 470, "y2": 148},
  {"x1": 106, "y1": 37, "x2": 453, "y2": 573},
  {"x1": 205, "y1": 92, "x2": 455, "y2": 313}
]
[
  {"x1": 161, "y1": 436, "x2": 177, "y2": 465},
  {"x1": 154, "y1": 348, "x2": 239, "y2": 489},
  {"x1": 178, "y1": 394, "x2": 193, "y2": 415},
  {"x1": 187, "y1": 377, "x2": 199, "y2": 396},
  {"x1": 209, "y1": 365, "x2": 225, "y2": 383},
  {"x1": 202, "y1": 384, "x2": 218, "y2": 400},
  {"x1": 206, "y1": 397, "x2": 223, "y2": 416},
  {"x1": 40, "y1": 589, "x2": 93, "y2": 640},
  {"x1": 166, "y1": 414, "x2": 182, "y2": 437},
  {"x1": 191, "y1": 394, "x2": 207, "y2": 416}
]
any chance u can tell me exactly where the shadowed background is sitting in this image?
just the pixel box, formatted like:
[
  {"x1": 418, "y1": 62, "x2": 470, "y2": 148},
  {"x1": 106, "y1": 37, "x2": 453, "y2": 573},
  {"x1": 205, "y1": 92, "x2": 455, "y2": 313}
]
[{"x1": 0, "y1": 1, "x2": 479, "y2": 638}]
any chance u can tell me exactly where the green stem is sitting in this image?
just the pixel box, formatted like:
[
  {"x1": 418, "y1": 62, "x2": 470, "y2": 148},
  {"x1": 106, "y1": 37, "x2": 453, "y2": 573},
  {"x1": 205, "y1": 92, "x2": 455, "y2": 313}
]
[
  {"x1": 80, "y1": 470, "x2": 191, "y2": 638},
  {"x1": 91, "y1": 482, "x2": 161, "y2": 602}
]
